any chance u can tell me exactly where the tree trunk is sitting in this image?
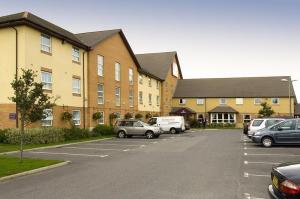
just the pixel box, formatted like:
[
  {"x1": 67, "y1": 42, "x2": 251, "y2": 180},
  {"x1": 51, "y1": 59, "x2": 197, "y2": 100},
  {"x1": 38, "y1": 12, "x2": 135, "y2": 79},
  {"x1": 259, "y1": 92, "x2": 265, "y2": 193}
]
[{"x1": 20, "y1": 115, "x2": 25, "y2": 163}]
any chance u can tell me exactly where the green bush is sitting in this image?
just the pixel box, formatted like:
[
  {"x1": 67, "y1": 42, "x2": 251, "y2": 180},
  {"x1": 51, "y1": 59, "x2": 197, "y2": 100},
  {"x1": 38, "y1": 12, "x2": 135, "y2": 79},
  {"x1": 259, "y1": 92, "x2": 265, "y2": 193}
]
[
  {"x1": 0, "y1": 129, "x2": 8, "y2": 143},
  {"x1": 62, "y1": 127, "x2": 91, "y2": 141},
  {"x1": 92, "y1": 125, "x2": 114, "y2": 136},
  {"x1": 134, "y1": 113, "x2": 143, "y2": 120},
  {"x1": 189, "y1": 119, "x2": 200, "y2": 128}
]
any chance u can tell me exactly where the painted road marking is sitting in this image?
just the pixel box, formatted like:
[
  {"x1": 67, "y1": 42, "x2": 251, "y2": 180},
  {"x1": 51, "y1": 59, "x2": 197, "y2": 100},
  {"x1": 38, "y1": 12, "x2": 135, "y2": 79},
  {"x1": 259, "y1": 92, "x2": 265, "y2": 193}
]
[
  {"x1": 29, "y1": 151, "x2": 109, "y2": 158},
  {"x1": 244, "y1": 153, "x2": 300, "y2": 157},
  {"x1": 122, "y1": 149, "x2": 130, "y2": 152},
  {"x1": 244, "y1": 193, "x2": 265, "y2": 199},
  {"x1": 244, "y1": 160, "x2": 279, "y2": 165},
  {"x1": 244, "y1": 172, "x2": 269, "y2": 178},
  {"x1": 102, "y1": 140, "x2": 156, "y2": 144},
  {"x1": 86, "y1": 143, "x2": 143, "y2": 147},
  {"x1": 64, "y1": 147, "x2": 123, "y2": 151}
]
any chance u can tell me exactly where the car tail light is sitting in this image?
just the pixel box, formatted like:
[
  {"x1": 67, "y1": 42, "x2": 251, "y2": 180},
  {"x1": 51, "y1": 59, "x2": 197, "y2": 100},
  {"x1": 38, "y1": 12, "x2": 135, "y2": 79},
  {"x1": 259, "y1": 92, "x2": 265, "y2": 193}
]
[{"x1": 280, "y1": 180, "x2": 300, "y2": 195}]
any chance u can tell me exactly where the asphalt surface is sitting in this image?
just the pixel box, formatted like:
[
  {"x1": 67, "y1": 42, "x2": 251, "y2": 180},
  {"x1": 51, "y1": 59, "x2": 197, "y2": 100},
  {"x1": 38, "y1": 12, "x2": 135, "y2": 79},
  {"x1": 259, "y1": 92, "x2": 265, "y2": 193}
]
[{"x1": 1, "y1": 130, "x2": 300, "y2": 199}]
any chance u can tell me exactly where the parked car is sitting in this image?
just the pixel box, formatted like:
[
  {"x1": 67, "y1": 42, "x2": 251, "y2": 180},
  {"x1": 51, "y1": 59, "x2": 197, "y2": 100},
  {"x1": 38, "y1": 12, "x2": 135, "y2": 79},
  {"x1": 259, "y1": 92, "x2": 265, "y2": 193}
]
[
  {"x1": 247, "y1": 118, "x2": 285, "y2": 138},
  {"x1": 252, "y1": 119, "x2": 300, "y2": 147},
  {"x1": 148, "y1": 116, "x2": 186, "y2": 134},
  {"x1": 114, "y1": 119, "x2": 161, "y2": 139},
  {"x1": 269, "y1": 162, "x2": 300, "y2": 199}
]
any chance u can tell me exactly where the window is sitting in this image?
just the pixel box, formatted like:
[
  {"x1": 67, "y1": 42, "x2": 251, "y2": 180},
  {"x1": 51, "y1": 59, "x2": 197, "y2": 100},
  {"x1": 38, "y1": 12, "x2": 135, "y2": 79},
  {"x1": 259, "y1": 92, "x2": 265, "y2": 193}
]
[
  {"x1": 156, "y1": 81, "x2": 160, "y2": 89},
  {"x1": 157, "y1": 96, "x2": 160, "y2": 106},
  {"x1": 197, "y1": 98, "x2": 204, "y2": 105},
  {"x1": 252, "y1": 119, "x2": 264, "y2": 127},
  {"x1": 219, "y1": 98, "x2": 227, "y2": 105},
  {"x1": 72, "y1": 110, "x2": 81, "y2": 126},
  {"x1": 297, "y1": 120, "x2": 300, "y2": 129},
  {"x1": 41, "y1": 34, "x2": 51, "y2": 53},
  {"x1": 148, "y1": 78, "x2": 152, "y2": 87},
  {"x1": 97, "y1": 84, "x2": 104, "y2": 104},
  {"x1": 211, "y1": 113, "x2": 235, "y2": 124},
  {"x1": 236, "y1": 98, "x2": 243, "y2": 105},
  {"x1": 115, "y1": 62, "x2": 120, "y2": 81},
  {"x1": 72, "y1": 47, "x2": 80, "y2": 62},
  {"x1": 139, "y1": 91, "x2": 143, "y2": 104},
  {"x1": 98, "y1": 111, "x2": 104, "y2": 124},
  {"x1": 115, "y1": 87, "x2": 121, "y2": 106},
  {"x1": 179, "y1": 98, "x2": 186, "y2": 105},
  {"x1": 97, "y1": 55, "x2": 104, "y2": 76},
  {"x1": 254, "y1": 98, "x2": 262, "y2": 105},
  {"x1": 139, "y1": 74, "x2": 143, "y2": 84},
  {"x1": 149, "y1": 94, "x2": 152, "y2": 105},
  {"x1": 72, "y1": 78, "x2": 81, "y2": 94},
  {"x1": 129, "y1": 68, "x2": 133, "y2": 85},
  {"x1": 129, "y1": 89, "x2": 134, "y2": 107},
  {"x1": 272, "y1": 98, "x2": 279, "y2": 105},
  {"x1": 41, "y1": 71, "x2": 52, "y2": 90},
  {"x1": 115, "y1": 112, "x2": 121, "y2": 119},
  {"x1": 277, "y1": 120, "x2": 296, "y2": 131},
  {"x1": 41, "y1": 109, "x2": 53, "y2": 127},
  {"x1": 266, "y1": 119, "x2": 283, "y2": 128},
  {"x1": 243, "y1": 115, "x2": 251, "y2": 123},
  {"x1": 172, "y1": 62, "x2": 179, "y2": 77}
]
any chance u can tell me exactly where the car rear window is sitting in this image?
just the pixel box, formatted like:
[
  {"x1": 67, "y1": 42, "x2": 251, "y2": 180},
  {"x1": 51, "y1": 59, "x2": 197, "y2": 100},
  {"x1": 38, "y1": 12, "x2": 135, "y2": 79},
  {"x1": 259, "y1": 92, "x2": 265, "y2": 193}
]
[
  {"x1": 117, "y1": 121, "x2": 133, "y2": 127},
  {"x1": 252, "y1": 120, "x2": 264, "y2": 127},
  {"x1": 265, "y1": 120, "x2": 282, "y2": 127}
]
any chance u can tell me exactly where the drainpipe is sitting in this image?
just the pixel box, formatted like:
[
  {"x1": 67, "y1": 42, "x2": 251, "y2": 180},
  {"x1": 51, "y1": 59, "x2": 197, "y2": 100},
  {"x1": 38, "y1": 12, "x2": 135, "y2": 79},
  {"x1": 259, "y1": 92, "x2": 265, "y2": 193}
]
[
  {"x1": 11, "y1": 26, "x2": 18, "y2": 128},
  {"x1": 82, "y1": 52, "x2": 86, "y2": 129}
]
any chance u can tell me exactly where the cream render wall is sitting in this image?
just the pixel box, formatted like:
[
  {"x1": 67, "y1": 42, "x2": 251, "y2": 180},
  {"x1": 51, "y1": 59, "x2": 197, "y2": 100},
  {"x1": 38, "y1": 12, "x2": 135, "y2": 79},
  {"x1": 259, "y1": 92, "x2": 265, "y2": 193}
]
[{"x1": 138, "y1": 74, "x2": 161, "y2": 113}]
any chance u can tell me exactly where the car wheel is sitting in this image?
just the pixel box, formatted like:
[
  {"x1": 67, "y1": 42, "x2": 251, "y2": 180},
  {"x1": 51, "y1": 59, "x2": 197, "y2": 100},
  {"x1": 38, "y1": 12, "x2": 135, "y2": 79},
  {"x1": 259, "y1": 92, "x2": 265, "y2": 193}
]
[
  {"x1": 117, "y1": 131, "x2": 126, "y2": 139},
  {"x1": 145, "y1": 131, "x2": 154, "y2": 139},
  {"x1": 170, "y1": 128, "x2": 177, "y2": 134},
  {"x1": 262, "y1": 137, "x2": 273, "y2": 147}
]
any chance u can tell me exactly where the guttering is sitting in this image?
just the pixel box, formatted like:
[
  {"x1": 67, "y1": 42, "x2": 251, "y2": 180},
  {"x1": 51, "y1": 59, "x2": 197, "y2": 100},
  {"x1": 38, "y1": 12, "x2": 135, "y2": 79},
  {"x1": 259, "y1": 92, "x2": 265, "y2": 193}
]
[{"x1": 82, "y1": 52, "x2": 86, "y2": 129}]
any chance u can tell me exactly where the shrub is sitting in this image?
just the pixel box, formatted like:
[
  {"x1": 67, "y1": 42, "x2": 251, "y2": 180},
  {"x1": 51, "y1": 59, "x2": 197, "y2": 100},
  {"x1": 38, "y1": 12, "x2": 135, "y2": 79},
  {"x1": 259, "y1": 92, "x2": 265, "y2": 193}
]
[
  {"x1": 124, "y1": 112, "x2": 133, "y2": 119},
  {"x1": 62, "y1": 127, "x2": 91, "y2": 141},
  {"x1": 92, "y1": 125, "x2": 114, "y2": 136},
  {"x1": 61, "y1": 111, "x2": 73, "y2": 122},
  {"x1": 134, "y1": 113, "x2": 143, "y2": 120},
  {"x1": 92, "y1": 112, "x2": 103, "y2": 121},
  {"x1": 145, "y1": 113, "x2": 152, "y2": 119},
  {"x1": 189, "y1": 119, "x2": 200, "y2": 128},
  {"x1": 0, "y1": 129, "x2": 8, "y2": 143}
]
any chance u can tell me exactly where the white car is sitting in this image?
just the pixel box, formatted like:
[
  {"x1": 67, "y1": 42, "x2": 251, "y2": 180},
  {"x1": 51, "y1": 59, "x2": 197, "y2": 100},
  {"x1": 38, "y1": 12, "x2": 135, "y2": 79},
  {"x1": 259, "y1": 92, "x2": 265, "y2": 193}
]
[
  {"x1": 247, "y1": 118, "x2": 284, "y2": 138},
  {"x1": 148, "y1": 116, "x2": 186, "y2": 134}
]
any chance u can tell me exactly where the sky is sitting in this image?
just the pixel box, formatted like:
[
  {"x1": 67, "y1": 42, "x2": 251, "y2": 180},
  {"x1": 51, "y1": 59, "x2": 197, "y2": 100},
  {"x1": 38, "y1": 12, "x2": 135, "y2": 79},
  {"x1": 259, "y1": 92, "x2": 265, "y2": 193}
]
[{"x1": 1, "y1": 0, "x2": 300, "y2": 99}]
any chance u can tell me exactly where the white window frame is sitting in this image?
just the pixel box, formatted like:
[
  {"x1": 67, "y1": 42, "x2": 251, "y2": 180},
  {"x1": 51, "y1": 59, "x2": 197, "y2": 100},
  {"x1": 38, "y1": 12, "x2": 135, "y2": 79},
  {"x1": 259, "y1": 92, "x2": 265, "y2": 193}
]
[
  {"x1": 254, "y1": 98, "x2": 262, "y2": 105},
  {"x1": 97, "y1": 84, "x2": 104, "y2": 104},
  {"x1": 115, "y1": 62, "x2": 121, "y2": 81},
  {"x1": 149, "y1": 93, "x2": 152, "y2": 105},
  {"x1": 139, "y1": 74, "x2": 143, "y2": 84},
  {"x1": 115, "y1": 87, "x2": 121, "y2": 106},
  {"x1": 129, "y1": 89, "x2": 134, "y2": 107},
  {"x1": 139, "y1": 91, "x2": 143, "y2": 104},
  {"x1": 41, "y1": 34, "x2": 51, "y2": 53},
  {"x1": 179, "y1": 98, "x2": 186, "y2": 105},
  {"x1": 41, "y1": 71, "x2": 52, "y2": 90},
  {"x1": 98, "y1": 111, "x2": 104, "y2": 124},
  {"x1": 72, "y1": 110, "x2": 81, "y2": 126},
  {"x1": 129, "y1": 68, "x2": 133, "y2": 85},
  {"x1": 219, "y1": 98, "x2": 227, "y2": 105},
  {"x1": 41, "y1": 109, "x2": 53, "y2": 127},
  {"x1": 236, "y1": 98, "x2": 244, "y2": 105},
  {"x1": 243, "y1": 114, "x2": 251, "y2": 123},
  {"x1": 72, "y1": 78, "x2": 81, "y2": 94},
  {"x1": 72, "y1": 47, "x2": 80, "y2": 62},
  {"x1": 211, "y1": 113, "x2": 236, "y2": 124},
  {"x1": 196, "y1": 98, "x2": 204, "y2": 105},
  {"x1": 271, "y1": 98, "x2": 280, "y2": 105},
  {"x1": 97, "y1": 55, "x2": 104, "y2": 76}
]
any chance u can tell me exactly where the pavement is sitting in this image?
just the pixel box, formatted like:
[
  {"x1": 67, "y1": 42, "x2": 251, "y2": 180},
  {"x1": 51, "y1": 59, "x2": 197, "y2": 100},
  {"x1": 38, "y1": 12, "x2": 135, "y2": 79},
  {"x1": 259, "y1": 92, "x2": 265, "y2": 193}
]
[{"x1": 0, "y1": 130, "x2": 300, "y2": 199}]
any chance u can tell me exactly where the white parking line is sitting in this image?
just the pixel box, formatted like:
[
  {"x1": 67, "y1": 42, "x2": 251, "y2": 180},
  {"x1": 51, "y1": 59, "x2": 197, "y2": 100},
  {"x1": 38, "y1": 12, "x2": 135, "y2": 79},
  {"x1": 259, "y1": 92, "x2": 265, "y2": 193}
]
[
  {"x1": 244, "y1": 193, "x2": 265, "y2": 199},
  {"x1": 102, "y1": 140, "x2": 156, "y2": 144},
  {"x1": 64, "y1": 146, "x2": 123, "y2": 151},
  {"x1": 85, "y1": 143, "x2": 143, "y2": 147},
  {"x1": 244, "y1": 172, "x2": 269, "y2": 178},
  {"x1": 244, "y1": 152, "x2": 300, "y2": 157},
  {"x1": 244, "y1": 160, "x2": 279, "y2": 165},
  {"x1": 29, "y1": 151, "x2": 109, "y2": 158}
]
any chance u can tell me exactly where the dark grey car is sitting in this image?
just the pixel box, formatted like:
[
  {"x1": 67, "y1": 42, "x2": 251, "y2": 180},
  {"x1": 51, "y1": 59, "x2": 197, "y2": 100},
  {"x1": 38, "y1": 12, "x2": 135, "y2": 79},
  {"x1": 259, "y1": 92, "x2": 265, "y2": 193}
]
[{"x1": 252, "y1": 119, "x2": 300, "y2": 147}]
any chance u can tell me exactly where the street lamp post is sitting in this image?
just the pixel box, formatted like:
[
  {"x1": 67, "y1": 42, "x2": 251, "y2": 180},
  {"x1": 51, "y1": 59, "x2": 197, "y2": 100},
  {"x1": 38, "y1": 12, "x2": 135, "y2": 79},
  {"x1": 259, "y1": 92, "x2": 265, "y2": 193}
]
[{"x1": 281, "y1": 78, "x2": 297, "y2": 117}]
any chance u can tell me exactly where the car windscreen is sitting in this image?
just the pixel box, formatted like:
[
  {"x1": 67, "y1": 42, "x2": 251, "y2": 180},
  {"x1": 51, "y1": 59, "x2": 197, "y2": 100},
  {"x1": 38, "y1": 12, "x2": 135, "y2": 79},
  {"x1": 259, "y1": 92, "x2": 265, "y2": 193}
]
[{"x1": 252, "y1": 120, "x2": 264, "y2": 127}]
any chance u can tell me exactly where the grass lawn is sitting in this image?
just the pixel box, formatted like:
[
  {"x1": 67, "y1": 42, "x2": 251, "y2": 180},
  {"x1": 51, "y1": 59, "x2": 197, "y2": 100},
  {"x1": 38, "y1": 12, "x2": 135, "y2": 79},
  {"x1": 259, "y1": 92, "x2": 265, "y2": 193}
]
[
  {"x1": 0, "y1": 135, "x2": 114, "y2": 153},
  {"x1": 0, "y1": 155, "x2": 62, "y2": 178}
]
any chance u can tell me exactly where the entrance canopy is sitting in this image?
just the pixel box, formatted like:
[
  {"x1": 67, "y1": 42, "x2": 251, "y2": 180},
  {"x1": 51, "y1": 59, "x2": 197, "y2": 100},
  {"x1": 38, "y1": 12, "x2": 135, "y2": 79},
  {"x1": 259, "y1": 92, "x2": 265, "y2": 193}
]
[
  {"x1": 208, "y1": 106, "x2": 238, "y2": 113},
  {"x1": 170, "y1": 107, "x2": 196, "y2": 115}
]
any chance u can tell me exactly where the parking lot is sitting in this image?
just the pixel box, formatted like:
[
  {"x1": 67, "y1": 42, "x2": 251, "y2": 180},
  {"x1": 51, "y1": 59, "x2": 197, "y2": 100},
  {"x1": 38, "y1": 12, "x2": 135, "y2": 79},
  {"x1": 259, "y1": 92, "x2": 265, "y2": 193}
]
[{"x1": 240, "y1": 134, "x2": 300, "y2": 199}]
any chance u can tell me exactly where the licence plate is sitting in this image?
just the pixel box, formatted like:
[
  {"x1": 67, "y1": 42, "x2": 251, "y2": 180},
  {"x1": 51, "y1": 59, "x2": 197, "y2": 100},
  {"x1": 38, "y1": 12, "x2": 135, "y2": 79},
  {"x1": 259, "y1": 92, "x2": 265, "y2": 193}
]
[{"x1": 272, "y1": 176, "x2": 279, "y2": 189}]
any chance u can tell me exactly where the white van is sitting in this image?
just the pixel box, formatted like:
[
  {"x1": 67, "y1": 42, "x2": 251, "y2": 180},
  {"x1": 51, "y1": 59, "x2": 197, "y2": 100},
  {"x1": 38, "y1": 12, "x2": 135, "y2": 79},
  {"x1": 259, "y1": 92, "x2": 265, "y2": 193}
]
[{"x1": 148, "y1": 116, "x2": 186, "y2": 134}]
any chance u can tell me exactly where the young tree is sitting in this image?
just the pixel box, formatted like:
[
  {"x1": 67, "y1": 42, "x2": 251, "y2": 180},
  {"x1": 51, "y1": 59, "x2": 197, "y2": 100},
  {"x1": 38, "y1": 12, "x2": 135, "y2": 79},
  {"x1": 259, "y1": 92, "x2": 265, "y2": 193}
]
[
  {"x1": 258, "y1": 102, "x2": 275, "y2": 117},
  {"x1": 10, "y1": 69, "x2": 55, "y2": 162}
]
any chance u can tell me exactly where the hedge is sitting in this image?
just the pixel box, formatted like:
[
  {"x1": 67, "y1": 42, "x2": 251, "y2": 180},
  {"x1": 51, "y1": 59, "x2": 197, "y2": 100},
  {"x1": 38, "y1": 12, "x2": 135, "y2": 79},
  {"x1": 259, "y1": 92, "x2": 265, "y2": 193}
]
[{"x1": 0, "y1": 125, "x2": 114, "y2": 145}]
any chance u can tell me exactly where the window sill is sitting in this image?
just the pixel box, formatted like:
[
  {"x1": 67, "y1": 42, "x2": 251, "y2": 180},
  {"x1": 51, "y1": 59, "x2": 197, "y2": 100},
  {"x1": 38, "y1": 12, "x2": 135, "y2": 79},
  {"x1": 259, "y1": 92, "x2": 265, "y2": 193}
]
[
  {"x1": 41, "y1": 50, "x2": 52, "y2": 56},
  {"x1": 43, "y1": 89, "x2": 52, "y2": 94},
  {"x1": 72, "y1": 93, "x2": 81, "y2": 97},
  {"x1": 72, "y1": 60, "x2": 81, "y2": 65}
]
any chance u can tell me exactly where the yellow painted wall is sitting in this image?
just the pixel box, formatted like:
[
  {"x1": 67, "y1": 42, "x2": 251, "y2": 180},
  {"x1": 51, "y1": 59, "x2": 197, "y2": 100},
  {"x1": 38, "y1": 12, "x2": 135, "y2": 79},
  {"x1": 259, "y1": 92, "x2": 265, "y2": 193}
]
[
  {"x1": 138, "y1": 73, "x2": 161, "y2": 112},
  {"x1": 0, "y1": 26, "x2": 88, "y2": 107}
]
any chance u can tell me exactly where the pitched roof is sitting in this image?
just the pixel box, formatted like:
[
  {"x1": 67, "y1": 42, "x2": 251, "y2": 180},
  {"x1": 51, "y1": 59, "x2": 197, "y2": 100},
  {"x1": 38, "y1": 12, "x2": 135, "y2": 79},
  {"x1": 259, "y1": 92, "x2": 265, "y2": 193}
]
[
  {"x1": 208, "y1": 106, "x2": 238, "y2": 113},
  {"x1": 76, "y1": 29, "x2": 141, "y2": 69},
  {"x1": 0, "y1": 12, "x2": 88, "y2": 49},
  {"x1": 173, "y1": 76, "x2": 296, "y2": 98},
  {"x1": 170, "y1": 107, "x2": 196, "y2": 114},
  {"x1": 135, "y1": 51, "x2": 183, "y2": 80},
  {"x1": 296, "y1": 104, "x2": 300, "y2": 115}
]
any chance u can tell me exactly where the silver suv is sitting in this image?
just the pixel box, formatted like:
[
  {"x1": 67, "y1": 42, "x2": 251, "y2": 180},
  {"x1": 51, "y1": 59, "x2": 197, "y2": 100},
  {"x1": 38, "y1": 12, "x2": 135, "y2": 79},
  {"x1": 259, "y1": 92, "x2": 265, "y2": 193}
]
[{"x1": 114, "y1": 119, "x2": 162, "y2": 139}]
